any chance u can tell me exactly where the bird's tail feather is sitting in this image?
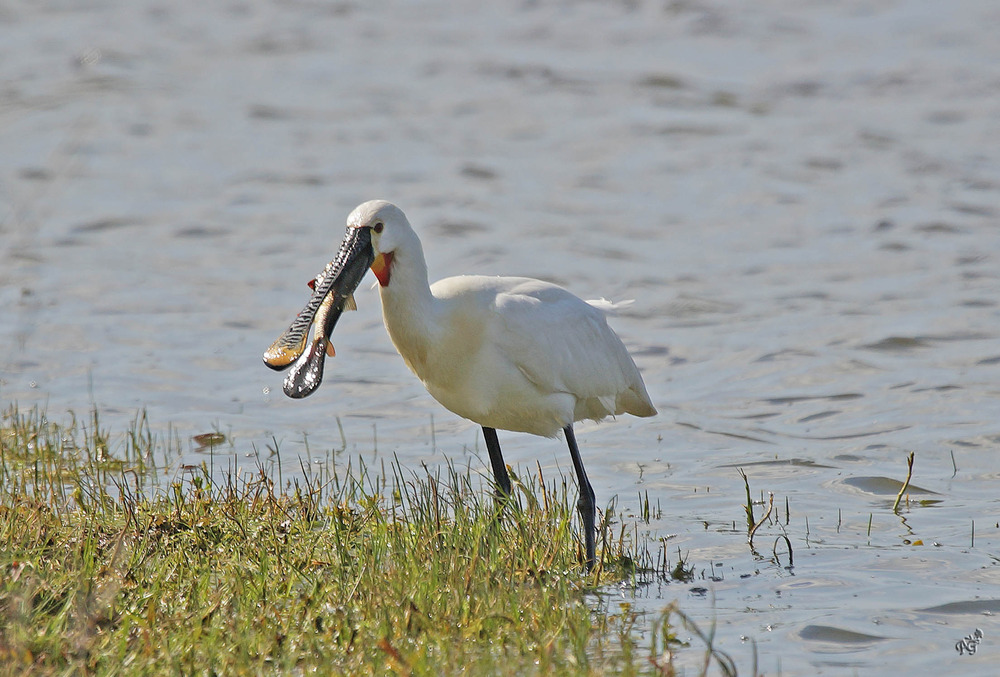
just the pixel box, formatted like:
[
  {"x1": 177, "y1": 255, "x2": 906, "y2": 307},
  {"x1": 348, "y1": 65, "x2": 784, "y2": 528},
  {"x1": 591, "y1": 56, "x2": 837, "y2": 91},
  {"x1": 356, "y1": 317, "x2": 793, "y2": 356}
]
[{"x1": 586, "y1": 297, "x2": 635, "y2": 314}]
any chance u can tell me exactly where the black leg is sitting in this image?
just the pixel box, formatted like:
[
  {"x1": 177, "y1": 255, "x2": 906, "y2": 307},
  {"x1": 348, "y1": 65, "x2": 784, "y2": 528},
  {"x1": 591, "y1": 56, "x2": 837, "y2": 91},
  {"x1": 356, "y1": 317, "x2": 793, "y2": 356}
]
[
  {"x1": 482, "y1": 426, "x2": 512, "y2": 496},
  {"x1": 564, "y1": 425, "x2": 596, "y2": 571}
]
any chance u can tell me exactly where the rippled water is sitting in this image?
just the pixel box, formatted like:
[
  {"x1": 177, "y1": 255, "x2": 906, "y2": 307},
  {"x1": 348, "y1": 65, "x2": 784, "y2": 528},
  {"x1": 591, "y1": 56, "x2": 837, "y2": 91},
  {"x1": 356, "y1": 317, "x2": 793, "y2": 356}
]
[{"x1": 3, "y1": 1, "x2": 1000, "y2": 673}]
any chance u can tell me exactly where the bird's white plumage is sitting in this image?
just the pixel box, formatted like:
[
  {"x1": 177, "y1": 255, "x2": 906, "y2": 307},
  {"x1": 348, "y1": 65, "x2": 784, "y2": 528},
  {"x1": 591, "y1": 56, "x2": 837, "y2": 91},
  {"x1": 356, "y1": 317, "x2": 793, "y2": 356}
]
[{"x1": 349, "y1": 200, "x2": 656, "y2": 438}]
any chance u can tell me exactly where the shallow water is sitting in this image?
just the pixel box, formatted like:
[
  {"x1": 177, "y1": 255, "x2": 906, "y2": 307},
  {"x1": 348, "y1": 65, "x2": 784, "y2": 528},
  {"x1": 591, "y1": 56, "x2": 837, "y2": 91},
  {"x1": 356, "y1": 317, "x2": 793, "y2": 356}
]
[{"x1": 3, "y1": 1, "x2": 1000, "y2": 673}]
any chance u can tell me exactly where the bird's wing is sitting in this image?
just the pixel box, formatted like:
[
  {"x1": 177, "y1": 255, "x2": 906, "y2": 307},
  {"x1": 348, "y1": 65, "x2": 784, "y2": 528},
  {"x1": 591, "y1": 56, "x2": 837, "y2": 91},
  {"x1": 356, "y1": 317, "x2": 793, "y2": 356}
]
[{"x1": 491, "y1": 280, "x2": 641, "y2": 411}]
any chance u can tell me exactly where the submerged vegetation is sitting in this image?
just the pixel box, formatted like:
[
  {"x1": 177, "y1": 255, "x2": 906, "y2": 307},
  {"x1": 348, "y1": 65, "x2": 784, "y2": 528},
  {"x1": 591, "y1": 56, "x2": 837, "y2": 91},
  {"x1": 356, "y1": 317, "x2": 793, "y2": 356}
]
[{"x1": 0, "y1": 406, "x2": 739, "y2": 675}]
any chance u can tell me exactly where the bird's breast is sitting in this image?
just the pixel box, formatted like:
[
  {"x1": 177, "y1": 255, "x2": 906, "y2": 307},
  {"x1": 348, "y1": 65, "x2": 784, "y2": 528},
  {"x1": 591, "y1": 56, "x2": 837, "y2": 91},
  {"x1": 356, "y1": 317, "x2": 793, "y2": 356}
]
[{"x1": 381, "y1": 292, "x2": 483, "y2": 388}]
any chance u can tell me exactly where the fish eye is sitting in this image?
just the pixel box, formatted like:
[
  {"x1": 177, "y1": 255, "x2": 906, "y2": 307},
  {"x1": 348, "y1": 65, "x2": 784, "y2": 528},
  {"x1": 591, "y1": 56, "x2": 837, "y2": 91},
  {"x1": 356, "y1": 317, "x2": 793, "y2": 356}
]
[{"x1": 373, "y1": 222, "x2": 384, "y2": 234}]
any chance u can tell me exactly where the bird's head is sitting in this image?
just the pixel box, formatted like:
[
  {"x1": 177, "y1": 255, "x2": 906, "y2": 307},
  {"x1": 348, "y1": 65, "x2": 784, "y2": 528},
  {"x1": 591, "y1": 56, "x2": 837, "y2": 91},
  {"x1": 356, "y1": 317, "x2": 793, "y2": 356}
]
[
  {"x1": 261, "y1": 200, "x2": 411, "y2": 396},
  {"x1": 347, "y1": 199, "x2": 411, "y2": 287}
]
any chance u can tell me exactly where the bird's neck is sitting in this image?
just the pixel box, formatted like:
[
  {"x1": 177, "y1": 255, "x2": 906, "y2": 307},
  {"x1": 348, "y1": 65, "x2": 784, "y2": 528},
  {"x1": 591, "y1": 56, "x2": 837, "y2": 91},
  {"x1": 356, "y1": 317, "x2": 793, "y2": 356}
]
[{"x1": 377, "y1": 242, "x2": 440, "y2": 374}]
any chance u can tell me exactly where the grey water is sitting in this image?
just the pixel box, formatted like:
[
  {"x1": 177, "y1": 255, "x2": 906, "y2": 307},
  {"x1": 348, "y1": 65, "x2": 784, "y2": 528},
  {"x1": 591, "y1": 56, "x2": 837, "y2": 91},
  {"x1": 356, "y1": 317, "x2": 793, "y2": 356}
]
[{"x1": 3, "y1": 1, "x2": 1000, "y2": 673}]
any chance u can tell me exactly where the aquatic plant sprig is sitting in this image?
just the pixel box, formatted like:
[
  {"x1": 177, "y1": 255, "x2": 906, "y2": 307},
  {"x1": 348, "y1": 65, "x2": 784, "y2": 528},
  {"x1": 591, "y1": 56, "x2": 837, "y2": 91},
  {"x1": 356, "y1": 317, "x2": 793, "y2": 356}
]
[{"x1": 892, "y1": 451, "x2": 915, "y2": 513}]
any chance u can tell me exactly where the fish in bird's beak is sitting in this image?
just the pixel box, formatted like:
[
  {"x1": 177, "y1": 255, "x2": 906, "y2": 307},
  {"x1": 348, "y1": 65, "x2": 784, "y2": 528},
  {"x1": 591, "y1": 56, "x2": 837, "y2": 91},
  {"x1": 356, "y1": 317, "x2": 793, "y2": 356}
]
[{"x1": 262, "y1": 225, "x2": 375, "y2": 398}]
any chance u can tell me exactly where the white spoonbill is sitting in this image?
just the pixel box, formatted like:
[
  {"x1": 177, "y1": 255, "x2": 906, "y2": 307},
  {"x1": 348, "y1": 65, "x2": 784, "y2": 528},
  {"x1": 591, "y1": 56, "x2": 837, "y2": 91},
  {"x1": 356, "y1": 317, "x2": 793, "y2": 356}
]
[{"x1": 264, "y1": 200, "x2": 657, "y2": 569}]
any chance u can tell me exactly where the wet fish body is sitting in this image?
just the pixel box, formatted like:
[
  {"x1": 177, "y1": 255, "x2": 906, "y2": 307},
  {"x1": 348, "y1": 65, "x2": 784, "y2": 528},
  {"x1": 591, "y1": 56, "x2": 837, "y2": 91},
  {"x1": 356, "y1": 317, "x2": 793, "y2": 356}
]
[
  {"x1": 262, "y1": 225, "x2": 375, "y2": 399},
  {"x1": 263, "y1": 260, "x2": 350, "y2": 370},
  {"x1": 281, "y1": 289, "x2": 346, "y2": 398}
]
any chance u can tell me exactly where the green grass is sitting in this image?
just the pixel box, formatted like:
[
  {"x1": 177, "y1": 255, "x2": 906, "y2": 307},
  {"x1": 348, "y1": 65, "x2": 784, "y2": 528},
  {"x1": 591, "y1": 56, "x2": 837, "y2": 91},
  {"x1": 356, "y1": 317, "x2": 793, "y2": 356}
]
[{"x1": 0, "y1": 405, "x2": 731, "y2": 676}]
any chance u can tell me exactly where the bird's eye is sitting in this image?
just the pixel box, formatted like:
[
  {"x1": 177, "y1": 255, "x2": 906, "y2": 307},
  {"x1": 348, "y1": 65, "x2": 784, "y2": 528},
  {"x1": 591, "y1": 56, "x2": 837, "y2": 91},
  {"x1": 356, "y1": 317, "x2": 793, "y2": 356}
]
[{"x1": 373, "y1": 222, "x2": 384, "y2": 234}]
